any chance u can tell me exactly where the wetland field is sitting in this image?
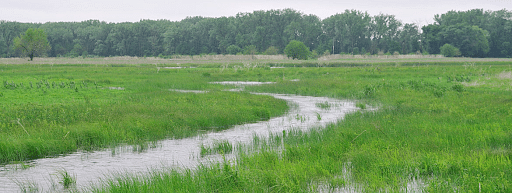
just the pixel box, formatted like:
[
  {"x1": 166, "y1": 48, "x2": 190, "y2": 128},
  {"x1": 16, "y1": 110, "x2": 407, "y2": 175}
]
[{"x1": 1, "y1": 57, "x2": 511, "y2": 192}]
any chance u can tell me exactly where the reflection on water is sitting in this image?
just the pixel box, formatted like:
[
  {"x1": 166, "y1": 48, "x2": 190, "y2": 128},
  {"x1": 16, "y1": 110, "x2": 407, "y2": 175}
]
[{"x1": 0, "y1": 92, "x2": 358, "y2": 192}]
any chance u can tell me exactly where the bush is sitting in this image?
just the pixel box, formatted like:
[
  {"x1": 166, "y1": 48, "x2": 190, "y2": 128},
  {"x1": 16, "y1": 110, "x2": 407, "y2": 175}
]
[
  {"x1": 353, "y1": 47, "x2": 359, "y2": 55},
  {"x1": 440, "y1": 44, "x2": 461, "y2": 57},
  {"x1": 310, "y1": 50, "x2": 319, "y2": 59},
  {"x1": 242, "y1": 45, "x2": 257, "y2": 55},
  {"x1": 284, "y1": 40, "x2": 310, "y2": 60},
  {"x1": 226, "y1": 45, "x2": 241, "y2": 55},
  {"x1": 263, "y1": 46, "x2": 279, "y2": 55}
]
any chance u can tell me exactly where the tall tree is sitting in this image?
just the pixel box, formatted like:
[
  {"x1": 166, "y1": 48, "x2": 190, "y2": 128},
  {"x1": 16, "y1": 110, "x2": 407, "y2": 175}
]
[
  {"x1": 398, "y1": 23, "x2": 421, "y2": 54},
  {"x1": 370, "y1": 14, "x2": 402, "y2": 54},
  {"x1": 427, "y1": 9, "x2": 511, "y2": 57},
  {"x1": 41, "y1": 22, "x2": 75, "y2": 57},
  {"x1": 13, "y1": 28, "x2": 51, "y2": 61},
  {"x1": 322, "y1": 10, "x2": 372, "y2": 54},
  {"x1": 285, "y1": 14, "x2": 322, "y2": 51},
  {"x1": 0, "y1": 33, "x2": 7, "y2": 57}
]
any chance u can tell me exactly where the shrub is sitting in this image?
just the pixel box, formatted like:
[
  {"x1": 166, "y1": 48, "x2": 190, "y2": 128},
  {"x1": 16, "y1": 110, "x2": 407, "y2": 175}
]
[
  {"x1": 310, "y1": 50, "x2": 319, "y2": 59},
  {"x1": 284, "y1": 40, "x2": 310, "y2": 60},
  {"x1": 242, "y1": 45, "x2": 257, "y2": 55},
  {"x1": 440, "y1": 44, "x2": 461, "y2": 57},
  {"x1": 353, "y1": 47, "x2": 359, "y2": 55},
  {"x1": 263, "y1": 46, "x2": 279, "y2": 55},
  {"x1": 226, "y1": 45, "x2": 241, "y2": 55}
]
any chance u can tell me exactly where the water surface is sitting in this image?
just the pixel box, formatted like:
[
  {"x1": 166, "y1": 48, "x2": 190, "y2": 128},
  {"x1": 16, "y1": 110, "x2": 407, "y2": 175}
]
[{"x1": 0, "y1": 92, "x2": 358, "y2": 192}]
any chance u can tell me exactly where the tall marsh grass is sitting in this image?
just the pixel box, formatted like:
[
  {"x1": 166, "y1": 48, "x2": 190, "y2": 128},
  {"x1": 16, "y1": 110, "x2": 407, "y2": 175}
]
[
  {"x1": 92, "y1": 61, "x2": 511, "y2": 192},
  {"x1": 0, "y1": 64, "x2": 288, "y2": 163}
]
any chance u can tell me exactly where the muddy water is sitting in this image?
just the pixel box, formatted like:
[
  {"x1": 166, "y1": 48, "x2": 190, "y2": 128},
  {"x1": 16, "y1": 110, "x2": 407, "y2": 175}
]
[{"x1": 0, "y1": 93, "x2": 358, "y2": 192}]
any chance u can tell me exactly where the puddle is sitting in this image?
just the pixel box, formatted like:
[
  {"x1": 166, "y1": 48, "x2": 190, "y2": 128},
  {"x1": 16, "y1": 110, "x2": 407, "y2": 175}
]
[
  {"x1": 0, "y1": 91, "x2": 359, "y2": 192},
  {"x1": 169, "y1": 89, "x2": 208, "y2": 93},
  {"x1": 163, "y1": 67, "x2": 184, "y2": 69},
  {"x1": 210, "y1": 81, "x2": 275, "y2": 85},
  {"x1": 107, "y1": 87, "x2": 124, "y2": 90}
]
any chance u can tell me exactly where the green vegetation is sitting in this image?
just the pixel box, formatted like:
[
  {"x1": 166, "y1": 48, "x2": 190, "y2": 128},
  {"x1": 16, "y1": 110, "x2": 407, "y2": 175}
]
[
  {"x1": 440, "y1": 43, "x2": 461, "y2": 57},
  {"x1": 422, "y1": 9, "x2": 512, "y2": 58},
  {"x1": 284, "y1": 40, "x2": 310, "y2": 60},
  {"x1": 1, "y1": 9, "x2": 510, "y2": 58},
  {"x1": 13, "y1": 28, "x2": 51, "y2": 61},
  {"x1": 88, "y1": 59, "x2": 511, "y2": 192},
  {"x1": 58, "y1": 169, "x2": 76, "y2": 189},
  {"x1": 200, "y1": 140, "x2": 233, "y2": 157},
  {"x1": 0, "y1": 64, "x2": 288, "y2": 163}
]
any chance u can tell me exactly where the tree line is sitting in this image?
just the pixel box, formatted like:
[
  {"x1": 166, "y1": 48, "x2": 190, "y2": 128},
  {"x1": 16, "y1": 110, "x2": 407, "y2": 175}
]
[{"x1": 1, "y1": 8, "x2": 511, "y2": 58}]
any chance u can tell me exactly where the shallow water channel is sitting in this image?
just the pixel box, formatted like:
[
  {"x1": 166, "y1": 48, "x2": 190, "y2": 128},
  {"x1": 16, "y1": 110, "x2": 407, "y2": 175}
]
[{"x1": 0, "y1": 91, "x2": 359, "y2": 192}]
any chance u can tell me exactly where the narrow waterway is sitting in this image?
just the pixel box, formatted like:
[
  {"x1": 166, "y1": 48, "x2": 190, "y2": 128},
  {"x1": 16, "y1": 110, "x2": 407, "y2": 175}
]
[{"x1": 0, "y1": 92, "x2": 359, "y2": 192}]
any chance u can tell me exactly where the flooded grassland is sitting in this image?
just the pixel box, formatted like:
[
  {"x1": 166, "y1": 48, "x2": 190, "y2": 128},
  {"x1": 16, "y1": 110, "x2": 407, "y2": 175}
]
[{"x1": 1, "y1": 60, "x2": 511, "y2": 192}]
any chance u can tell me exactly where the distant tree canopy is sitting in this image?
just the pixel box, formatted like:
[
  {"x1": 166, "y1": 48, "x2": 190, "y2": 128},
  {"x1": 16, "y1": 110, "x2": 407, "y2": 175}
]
[
  {"x1": 422, "y1": 9, "x2": 510, "y2": 57},
  {"x1": 0, "y1": 8, "x2": 511, "y2": 58},
  {"x1": 13, "y1": 28, "x2": 51, "y2": 61}
]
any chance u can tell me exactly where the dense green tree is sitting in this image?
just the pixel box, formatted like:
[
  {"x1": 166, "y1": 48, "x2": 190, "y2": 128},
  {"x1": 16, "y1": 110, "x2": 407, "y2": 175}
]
[
  {"x1": 440, "y1": 43, "x2": 461, "y2": 57},
  {"x1": 399, "y1": 23, "x2": 421, "y2": 54},
  {"x1": 425, "y1": 9, "x2": 511, "y2": 57},
  {"x1": 69, "y1": 44, "x2": 83, "y2": 57},
  {"x1": 501, "y1": 42, "x2": 512, "y2": 58},
  {"x1": 0, "y1": 33, "x2": 7, "y2": 57},
  {"x1": 0, "y1": 21, "x2": 32, "y2": 57},
  {"x1": 93, "y1": 40, "x2": 108, "y2": 56},
  {"x1": 209, "y1": 17, "x2": 236, "y2": 54},
  {"x1": 422, "y1": 24, "x2": 444, "y2": 54},
  {"x1": 352, "y1": 47, "x2": 359, "y2": 55},
  {"x1": 226, "y1": 45, "x2": 241, "y2": 55},
  {"x1": 242, "y1": 45, "x2": 257, "y2": 55},
  {"x1": 41, "y1": 22, "x2": 75, "y2": 57},
  {"x1": 322, "y1": 10, "x2": 372, "y2": 54},
  {"x1": 1, "y1": 8, "x2": 508, "y2": 58},
  {"x1": 361, "y1": 47, "x2": 366, "y2": 55},
  {"x1": 370, "y1": 14, "x2": 402, "y2": 54},
  {"x1": 441, "y1": 24, "x2": 489, "y2": 57},
  {"x1": 13, "y1": 28, "x2": 51, "y2": 60},
  {"x1": 263, "y1": 46, "x2": 279, "y2": 55},
  {"x1": 284, "y1": 14, "x2": 323, "y2": 51},
  {"x1": 284, "y1": 40, "x2": 310, "y2": 60}
]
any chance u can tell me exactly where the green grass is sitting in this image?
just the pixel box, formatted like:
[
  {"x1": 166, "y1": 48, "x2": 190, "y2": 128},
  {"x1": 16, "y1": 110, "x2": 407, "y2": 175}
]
[
  {"x1": 58, "y1": 169, "x2": 76, "y2": 189},
  {"x1": 3, "y1": 59, "x2": 512, "y2": 192},
  {"x1": 90, "y1": 60, "x2": 511, "y2": 192},
  {"x1": 200, "y1": 140, "x2": 233, "y2": 157},
  {"x1": 0, "y1": 64, "x2": 289, "y2": 163}
]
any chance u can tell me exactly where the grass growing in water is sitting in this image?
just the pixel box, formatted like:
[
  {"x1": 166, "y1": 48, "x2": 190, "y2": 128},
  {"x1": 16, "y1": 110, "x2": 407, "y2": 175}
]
[
  {"x1": 58, "y1": 169, "x2": 76, "y2": 189},
  {"x1": 92, "y1": 61, "x2": 511, "y2": 192},
  {"x1": 315, "y1": 101, "x2": 331, "y2": 109},
  {"x1": 200, "y1": 140, "x2": 233, "y2": 157},
  {"x1": 0, "y1": 64, "x2": 288, "y2": 163}
]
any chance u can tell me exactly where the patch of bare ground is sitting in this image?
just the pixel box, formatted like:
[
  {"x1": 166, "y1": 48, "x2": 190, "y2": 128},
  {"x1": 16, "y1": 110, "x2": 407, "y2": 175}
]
[
  {"x1": 462, "y1": 81, "x2": 484, "y2": 87},
  {"x1": 497, "y1": 71, "x2": 512, "y2": 80}
]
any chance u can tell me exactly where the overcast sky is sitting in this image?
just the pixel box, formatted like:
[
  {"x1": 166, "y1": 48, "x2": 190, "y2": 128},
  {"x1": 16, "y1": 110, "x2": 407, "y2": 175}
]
[{"x1": 1, "y1": 0, "x2": 511, "y2": 26}]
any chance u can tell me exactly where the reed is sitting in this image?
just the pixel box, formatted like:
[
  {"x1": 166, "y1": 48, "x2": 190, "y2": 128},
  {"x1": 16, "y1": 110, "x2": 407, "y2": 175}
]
[
  {"x1": 0, "y1": 64, "x2": 288, "y2": 163},
  {"x1": 93, "y1": 60, "x2": 511, "y2": 192}
]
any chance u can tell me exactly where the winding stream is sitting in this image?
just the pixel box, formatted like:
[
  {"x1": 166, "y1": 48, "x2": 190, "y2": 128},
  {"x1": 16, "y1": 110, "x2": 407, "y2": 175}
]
[{"x1": 0, "y1": 90, "x2": 359, "y2": 192}]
